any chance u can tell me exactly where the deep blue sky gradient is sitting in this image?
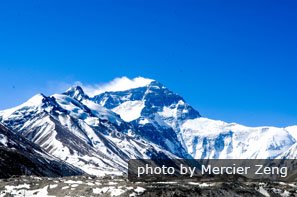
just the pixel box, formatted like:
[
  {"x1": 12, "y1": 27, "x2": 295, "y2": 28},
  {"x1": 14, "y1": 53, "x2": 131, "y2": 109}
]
[{"x1": 0, "y1": 0, "x2": 296, "y2": 127}]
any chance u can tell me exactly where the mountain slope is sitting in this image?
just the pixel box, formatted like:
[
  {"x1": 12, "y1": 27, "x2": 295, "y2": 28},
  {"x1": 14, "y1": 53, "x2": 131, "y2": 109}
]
[
  {"x1": 0, "y1": 87, "x2": 177, "y2": 176},
  {"x1": 0, "y1": 123, "x2": 83, "y2": 178},
  {"x1": 180, "y1": 117, "x2": 295, "y2": 159}
]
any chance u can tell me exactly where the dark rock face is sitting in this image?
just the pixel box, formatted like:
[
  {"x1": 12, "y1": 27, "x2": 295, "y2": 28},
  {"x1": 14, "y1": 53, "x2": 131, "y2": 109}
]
[
  {"x1": 0, "y1": 124, "x2": 83, "y2": 178},
  {"x1": 63, "y1": 85, "x2": 90, "y2": 101}
]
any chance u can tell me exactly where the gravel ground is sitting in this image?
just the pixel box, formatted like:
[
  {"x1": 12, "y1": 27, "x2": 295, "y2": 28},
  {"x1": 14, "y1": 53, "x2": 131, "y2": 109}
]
[{"x1": 0, "y1": 176, "x2": 297, "y2": 197}]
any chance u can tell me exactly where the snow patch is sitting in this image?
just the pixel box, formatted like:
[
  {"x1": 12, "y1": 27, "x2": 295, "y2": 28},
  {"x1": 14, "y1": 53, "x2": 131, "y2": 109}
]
[
  {"x1": 134, "y1": 186, "x2": 146, "y2": 194},
  {"x1": 257, "y1": 186, "x2": 270, "y2": 197},
  {"x1": 93, "y1": 186, "x2": 126, "y2": 196},
  {"x1": 139, "y1": 118, "x2": 150, "y2": 125},
  {"x1": 49, "y1": 184, "x2": 58, "y2": 189},
  {"x1": 0, "y1": 134, "x2": 8, "y2": 146},
  {"x1": 64, "y1": 180, "x2": 83, "y2": 184},
  {"x1": 2, "y1": 185, "x2": 54, "y2": 197},
  {"x1": 112, "y1": 101, "x2": 145, "y2": 122}
]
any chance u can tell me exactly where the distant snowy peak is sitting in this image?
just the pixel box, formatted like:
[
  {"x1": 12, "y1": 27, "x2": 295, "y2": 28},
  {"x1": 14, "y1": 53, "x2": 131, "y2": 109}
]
[
  {"x1": 64, "y1": 85, "x2": 89, "y2": 101},
  {"x1": 0, "y1": 93, "x2": 55, "y2": 122},
  {"x1": 90, "y1": 79, "x2": 199, "y2": 158},
  {"x1": 91, "y1": 79, "x2": 201, "y2": 127},
  {"x1": 180, "y1": 117, "x2": 296, "y2": 159}
]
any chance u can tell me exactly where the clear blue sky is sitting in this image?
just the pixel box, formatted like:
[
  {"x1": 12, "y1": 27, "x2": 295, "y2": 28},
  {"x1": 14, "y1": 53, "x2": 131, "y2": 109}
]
[{"x1": 0, "y1": 0, "x2": 296, "y2": 127}]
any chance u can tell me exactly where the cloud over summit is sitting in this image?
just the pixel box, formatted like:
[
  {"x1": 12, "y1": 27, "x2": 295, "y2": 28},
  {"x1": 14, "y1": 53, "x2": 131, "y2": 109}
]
[{"x1": 76, "y1": 76, "x2": 153, "y2": 97}]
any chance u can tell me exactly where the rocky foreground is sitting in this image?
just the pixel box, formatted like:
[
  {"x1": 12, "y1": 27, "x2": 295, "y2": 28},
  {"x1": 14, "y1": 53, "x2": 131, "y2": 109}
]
[{"x1": 0, "y1": 176, "x2": 296, "y2": 197}]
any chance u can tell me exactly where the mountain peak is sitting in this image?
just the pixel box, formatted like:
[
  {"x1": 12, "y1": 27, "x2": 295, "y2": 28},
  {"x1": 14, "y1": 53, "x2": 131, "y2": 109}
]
[
  {"x1": 64, "y1": 85, "x2": 87, "y2": 101},
  {"x1": 25, "y1": 93, "x2": 47, "y2": 105},
  {"x1": 91, "y1": 77, "x2": 201, "y2": 123},
  {"x1": 65, "y1": 85, "x2": 85, "y2": 94},
  {"x1": 146, "y1": 80, "x2": 166, "y2": 89},
  {"x1": 6, "y1": 93, "x2": 47, "y2": 110}
]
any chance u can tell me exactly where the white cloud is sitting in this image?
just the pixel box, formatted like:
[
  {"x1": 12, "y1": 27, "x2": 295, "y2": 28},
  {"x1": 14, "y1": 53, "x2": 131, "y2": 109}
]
[{"x1": 77, "y1": 76, "x2": 154, "y2": 97}]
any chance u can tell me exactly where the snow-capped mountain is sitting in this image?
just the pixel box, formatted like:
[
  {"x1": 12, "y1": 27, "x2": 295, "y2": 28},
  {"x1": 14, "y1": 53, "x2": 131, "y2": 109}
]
[
  {"x1": 180, "y1": 118, "x2": 295, "y2": 159},
  {"x1": 92, "y1": 80, "x2": 199, "y2": 158},
  {"x1": 0, "y1": 76, "x2": 296, "y2": 177},
  {"x1": 0, "y1": 123, "x2": 83, "y2": 178},
  {"x1": 91, "y1": 77, "x2": 297, "y2": 160},
  {"x1": 0, "y1": 86, "x2": 176, "y2": 176}
]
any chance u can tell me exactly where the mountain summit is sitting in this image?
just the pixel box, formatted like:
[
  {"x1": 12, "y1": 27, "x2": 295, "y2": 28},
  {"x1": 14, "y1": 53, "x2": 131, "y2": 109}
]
[
  {"x1": 91, "y1": 79, "x2": 200, "y2": 157},
  {"x1": 64, "y1": 85, "x2": 88, "y2": 101}
]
